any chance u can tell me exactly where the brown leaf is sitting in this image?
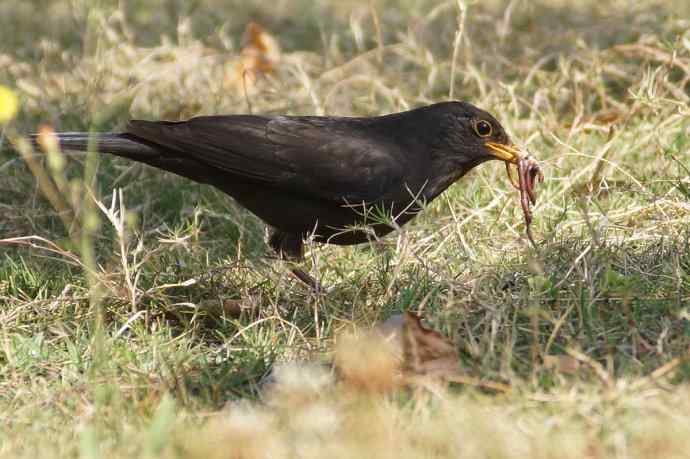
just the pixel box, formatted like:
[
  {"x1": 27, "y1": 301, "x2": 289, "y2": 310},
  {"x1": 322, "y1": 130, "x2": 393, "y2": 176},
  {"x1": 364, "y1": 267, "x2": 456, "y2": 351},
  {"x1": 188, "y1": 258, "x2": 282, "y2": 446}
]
[
  {"x1": 334, "y1": 312, "x2": 459, "y2": 394},
  {"x1": 402, "y1": 312, "x2": 459, "y2": 378},
  {"x1": 225, "y1": 22, "x2": 281, "y2": 95},
  {"x1": 197, "y1": 298, "x2": 244, "y2": 318},
  {"x1": 241, "y1": 22, "x2": 280, "y2": 73},
  {"x1": 543, "y1": 354, "x2": 581, "y2": 375},
  {"x1": 338, "y1": 312, "x2": 509, "y2": 394}
]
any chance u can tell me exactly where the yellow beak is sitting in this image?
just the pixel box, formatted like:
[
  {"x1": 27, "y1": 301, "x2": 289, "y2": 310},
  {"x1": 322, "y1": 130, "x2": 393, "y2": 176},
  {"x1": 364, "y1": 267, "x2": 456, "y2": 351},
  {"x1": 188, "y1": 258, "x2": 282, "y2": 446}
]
[{"x1": 485, "y1": 142, "x2": 524, "y2": 164}]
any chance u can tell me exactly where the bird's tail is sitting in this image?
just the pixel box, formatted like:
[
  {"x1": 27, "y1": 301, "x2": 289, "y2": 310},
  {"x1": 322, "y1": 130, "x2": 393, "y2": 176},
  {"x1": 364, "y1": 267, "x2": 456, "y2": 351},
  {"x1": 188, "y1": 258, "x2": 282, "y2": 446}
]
[
  {"x1": 29, "y1": 132, "x2": 159, "y2": 158},
  {"x1": 26, "y1": 130, "x2": 216, "y2": 186}
]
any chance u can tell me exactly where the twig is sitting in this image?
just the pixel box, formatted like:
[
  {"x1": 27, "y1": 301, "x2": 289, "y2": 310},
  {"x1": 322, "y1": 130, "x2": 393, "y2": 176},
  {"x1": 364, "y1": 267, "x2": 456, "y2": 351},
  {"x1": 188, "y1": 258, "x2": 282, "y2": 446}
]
[
  {"x1": 369, "y1": 0, "x2": 384, "y2": 64},
  {"x1": 449, "y1": 0, "x2": 467, "y2": 99},
  {"x1": 566, "y1": 348, "x2": 614, "y2": 388},
  {"x1": 443, "y1": 374, "x2": 512, "y2": 393},
  {"x1": 630, "y1": 353, "x2": 689, "y2": 391}
]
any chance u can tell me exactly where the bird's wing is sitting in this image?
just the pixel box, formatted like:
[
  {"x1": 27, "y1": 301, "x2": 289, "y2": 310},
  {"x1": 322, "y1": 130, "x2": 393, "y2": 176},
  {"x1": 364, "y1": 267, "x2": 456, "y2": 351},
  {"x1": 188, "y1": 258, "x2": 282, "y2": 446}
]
[{"x1": 126, "y1": 115, "x2": 407, "y2": 203}]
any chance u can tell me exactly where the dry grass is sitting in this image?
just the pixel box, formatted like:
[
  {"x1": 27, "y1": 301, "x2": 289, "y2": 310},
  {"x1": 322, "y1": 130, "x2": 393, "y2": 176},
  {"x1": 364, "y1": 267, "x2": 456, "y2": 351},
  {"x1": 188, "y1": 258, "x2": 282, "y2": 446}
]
[{"x1": 0, "y1": 0, "x2": 689, "y2": 457}]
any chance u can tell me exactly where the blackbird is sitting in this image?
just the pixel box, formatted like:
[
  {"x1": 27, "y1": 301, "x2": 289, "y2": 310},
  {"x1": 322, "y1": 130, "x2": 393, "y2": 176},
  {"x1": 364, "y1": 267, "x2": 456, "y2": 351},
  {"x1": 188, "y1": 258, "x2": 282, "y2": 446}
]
[{"x1": 32, "y1": 101, "x2": 529, "y2": 285}]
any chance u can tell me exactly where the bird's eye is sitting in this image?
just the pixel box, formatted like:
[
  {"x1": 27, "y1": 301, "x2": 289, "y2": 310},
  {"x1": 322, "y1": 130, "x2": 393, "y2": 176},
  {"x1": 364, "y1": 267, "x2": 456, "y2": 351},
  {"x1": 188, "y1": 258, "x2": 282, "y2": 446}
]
[{"x1": 473, "y1": 120, "x2": 493, "y2": 137}]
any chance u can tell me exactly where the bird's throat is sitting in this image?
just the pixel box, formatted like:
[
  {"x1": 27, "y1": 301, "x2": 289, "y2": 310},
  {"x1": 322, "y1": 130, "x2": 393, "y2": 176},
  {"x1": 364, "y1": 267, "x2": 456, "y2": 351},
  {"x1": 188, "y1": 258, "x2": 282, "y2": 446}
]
[{"x1": 424, "y1": 157, "x2": 486, "y2": 201}]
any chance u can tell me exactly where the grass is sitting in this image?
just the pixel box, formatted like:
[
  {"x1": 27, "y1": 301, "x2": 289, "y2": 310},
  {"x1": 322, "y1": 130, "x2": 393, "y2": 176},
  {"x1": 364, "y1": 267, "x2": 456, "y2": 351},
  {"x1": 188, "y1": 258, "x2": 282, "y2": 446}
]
[{"x1": 0, "y1": 0, "x2": 689, "y2": 457}]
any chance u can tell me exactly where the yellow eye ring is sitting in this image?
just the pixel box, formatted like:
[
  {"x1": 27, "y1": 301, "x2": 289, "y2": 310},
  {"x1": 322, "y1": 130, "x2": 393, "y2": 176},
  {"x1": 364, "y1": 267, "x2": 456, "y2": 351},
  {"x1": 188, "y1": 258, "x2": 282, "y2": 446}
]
[{"x1": 473, "y1": 120, "x2": 493, "y2": 137}]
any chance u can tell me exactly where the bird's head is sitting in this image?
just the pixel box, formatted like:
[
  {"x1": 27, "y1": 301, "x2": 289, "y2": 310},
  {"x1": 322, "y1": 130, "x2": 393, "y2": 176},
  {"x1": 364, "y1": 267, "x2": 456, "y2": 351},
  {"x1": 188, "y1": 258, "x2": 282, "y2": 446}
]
[
  {"x1": 433, "y1": 101, "x2": 525, "y2": 167},
  {"x1": 420, "y1": 101, "x2": 543, "y2": 245},
  {"x1": 416, "y1": 101, "x2": 541, "y2": 203}
]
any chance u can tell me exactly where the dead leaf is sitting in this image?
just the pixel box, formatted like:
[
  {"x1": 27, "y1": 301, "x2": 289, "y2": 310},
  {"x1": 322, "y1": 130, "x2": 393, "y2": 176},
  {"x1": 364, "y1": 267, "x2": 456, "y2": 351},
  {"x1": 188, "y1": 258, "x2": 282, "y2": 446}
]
[
  {"x1": 197, "y1": 298, "x2": 244, "y2": 318},
  {"x1": 543, "y1": 354, "x2": 581, "y2": 374},
  {"x1": 563, "y1": 109, "x2": 624, "y2": 130},
  {"x1": 333, "y1": 311, "x2": 460, "y2": 394},
  {"x1": 336, "y1": 312, "x2": 509, "y2": 394},
  {"x1": 225, "y1": 22, "x2": 281, "y2": 95},
  {"x1": 241, "y1": 22, "x2": 280, "y2": 73},
  {"x1": 402, "y1": 312, "x2": 459, "y2": 378}
]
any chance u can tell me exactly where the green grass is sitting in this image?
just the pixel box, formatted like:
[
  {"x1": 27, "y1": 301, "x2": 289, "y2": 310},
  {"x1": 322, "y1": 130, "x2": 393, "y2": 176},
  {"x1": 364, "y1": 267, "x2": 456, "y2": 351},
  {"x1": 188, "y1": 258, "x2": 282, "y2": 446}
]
[{"x1": 1, "y1": 0, "x2": 690, "y2": 457}]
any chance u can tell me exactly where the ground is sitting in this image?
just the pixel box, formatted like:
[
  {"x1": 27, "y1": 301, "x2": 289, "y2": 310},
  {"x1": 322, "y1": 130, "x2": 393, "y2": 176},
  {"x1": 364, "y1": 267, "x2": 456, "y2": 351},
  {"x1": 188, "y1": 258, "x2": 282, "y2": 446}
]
[{"x1": 0, "y1": 0, "x2": 689, "y2": 457}]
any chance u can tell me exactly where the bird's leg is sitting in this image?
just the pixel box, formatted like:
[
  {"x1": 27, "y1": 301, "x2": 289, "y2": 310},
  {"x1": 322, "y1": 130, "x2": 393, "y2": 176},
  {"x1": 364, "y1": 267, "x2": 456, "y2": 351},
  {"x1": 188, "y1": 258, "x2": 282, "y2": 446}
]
[
  {"x1": 269, "y1": 230, "x2": 323, "y2": 293},
  {"x1": 289, "y1": 267, "x2": 323, "y2": 292}
]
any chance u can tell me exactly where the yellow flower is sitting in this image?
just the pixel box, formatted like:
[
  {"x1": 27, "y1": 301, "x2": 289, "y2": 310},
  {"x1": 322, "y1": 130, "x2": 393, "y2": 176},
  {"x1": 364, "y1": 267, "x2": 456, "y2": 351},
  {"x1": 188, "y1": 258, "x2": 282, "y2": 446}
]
[{"x1": 0, "y1": 85, "x2": 19, "y2": 124}]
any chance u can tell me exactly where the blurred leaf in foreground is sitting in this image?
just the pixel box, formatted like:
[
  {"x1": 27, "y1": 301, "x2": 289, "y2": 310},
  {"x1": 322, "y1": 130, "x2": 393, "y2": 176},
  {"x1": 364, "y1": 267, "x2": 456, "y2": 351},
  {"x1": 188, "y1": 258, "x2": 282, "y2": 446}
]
[{"x1": 0, "y1": 85, "x2": 19, "y2": 123}]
